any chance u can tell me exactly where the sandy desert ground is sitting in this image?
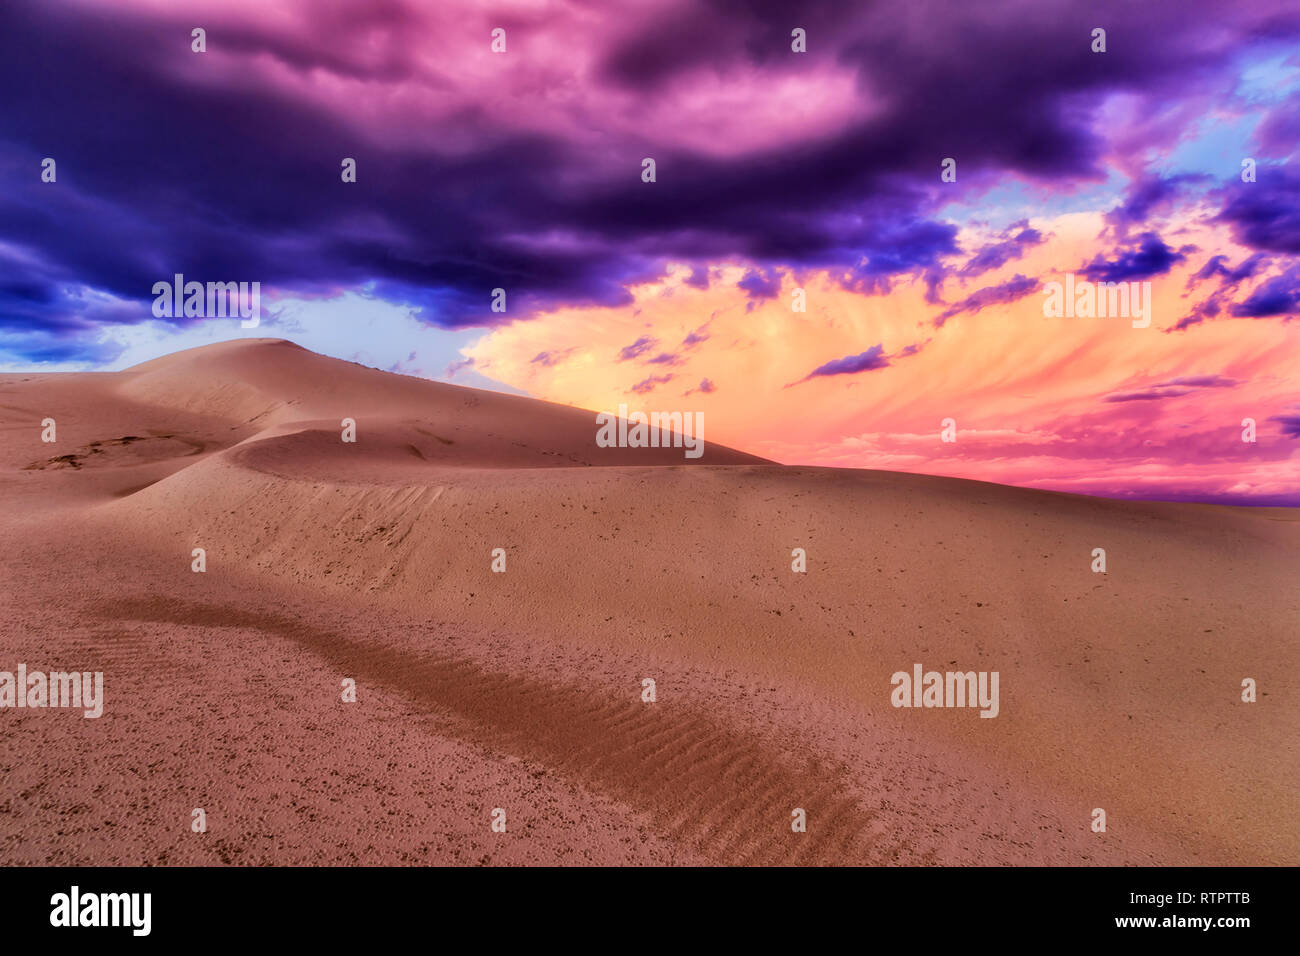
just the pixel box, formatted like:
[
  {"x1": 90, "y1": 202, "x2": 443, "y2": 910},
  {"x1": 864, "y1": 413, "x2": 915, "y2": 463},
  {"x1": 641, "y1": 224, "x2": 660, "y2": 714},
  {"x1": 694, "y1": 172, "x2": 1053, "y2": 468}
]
[{"x1": 0, "y1": 338, "x2": 1296, "y2": 865}]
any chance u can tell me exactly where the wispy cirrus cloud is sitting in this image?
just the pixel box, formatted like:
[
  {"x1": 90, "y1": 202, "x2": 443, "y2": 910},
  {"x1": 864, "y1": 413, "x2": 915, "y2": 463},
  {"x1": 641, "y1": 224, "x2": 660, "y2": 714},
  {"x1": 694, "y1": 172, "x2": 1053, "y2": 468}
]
[
  {"x1": 1103, "y1": 374, "x2": 1240, "y2": 403},
  {"x1": 936, "y1": 275, "x2": 1039, "y2": 326},
  {"x1": 788, "y1": 344, "x2": 890, "y2": 387}
]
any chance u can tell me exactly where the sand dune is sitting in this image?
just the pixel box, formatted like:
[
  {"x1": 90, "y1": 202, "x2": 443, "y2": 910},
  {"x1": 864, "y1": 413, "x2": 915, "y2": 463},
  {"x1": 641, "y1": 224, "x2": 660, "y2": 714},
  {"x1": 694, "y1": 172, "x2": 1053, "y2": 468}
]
[{"x1": 0, "y1": 338, "x2": 1295, "y2": 865}]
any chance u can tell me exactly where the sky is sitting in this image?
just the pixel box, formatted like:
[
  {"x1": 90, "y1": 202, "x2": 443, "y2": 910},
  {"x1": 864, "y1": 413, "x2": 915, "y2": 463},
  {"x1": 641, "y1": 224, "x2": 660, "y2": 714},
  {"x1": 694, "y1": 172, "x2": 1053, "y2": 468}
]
[{"x1": 2, "y1": 0, "x2": 1298, "y2": 503}]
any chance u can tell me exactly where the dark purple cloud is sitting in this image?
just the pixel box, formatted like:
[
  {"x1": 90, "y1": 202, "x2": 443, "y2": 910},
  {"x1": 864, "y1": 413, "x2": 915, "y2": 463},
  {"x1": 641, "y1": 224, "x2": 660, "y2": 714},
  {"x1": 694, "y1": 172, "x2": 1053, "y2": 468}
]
[
  {"x1": 1107, "y1": 174, "x2": 1208, "y2": 232},
  {"x1": 684, "y1": 266, "x2": 710, "y2": 290},
  {"x1": 1190, "y1": 252, "x2": 1268, "y2": 287},
  {"x1": 682, "y1": 325, "x2": 710, "y2": 348},
  {"x1": 789, "y1": 344, "x2": 890, "y2": 386},
  {"x1": 1230, "y1": 264, "x2": 1300, "y2": 317},
  {"x1": 531, "y1": 349, "x2": 575, "y2": 367},
  {"x1": 1255, "y1": 90, "x2": 1300, "y2": 156},
  {"x1": 738, "y1": 267, "x2": 782, "y2": 299},
  {"x1": 960, "y1": 222, "x2": 1044, "y2": 278},
  {"x1": 1081, "y1": 233, "x2": 1186, "y2": 282},
  {"x1": 1103, "y1": 374, "x2": 1239, "y2": 402},
  {"x1": 618, "y1": 336, "x2": 657, "y2": 361},
  {"x1": 631, "y1": 373, "x2": 673, "y2": 394},
  {"x1": 1216, "y1": 167, "x2": 1300, "y2": 255},
  {"x1": 1170, "y1": 289, "x2": 1231, "y2": 331},
  {"x1": 2, "y1": 0, "x2": 1299, "y2": 362},
  {"x1": 1192, "y1": 256, "x2": 1229, "y2": 283},
  {"x1": 936, "y1": 274, "x2": 1039, "y2": 325},
  {"x1": 1104, "y1": 389, "x2": 1177, "y2": 402},
  {"x1": 1160, "y1": 375, "x2": 1238, "y2": 388}
]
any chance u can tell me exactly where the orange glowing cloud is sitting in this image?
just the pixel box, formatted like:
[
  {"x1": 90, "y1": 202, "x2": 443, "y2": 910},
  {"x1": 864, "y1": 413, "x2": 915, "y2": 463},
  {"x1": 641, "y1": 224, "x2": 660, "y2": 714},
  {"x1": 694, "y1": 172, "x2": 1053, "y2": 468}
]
[{"x1": 459, "y1": 209, "x2": 1299, "y2": 502}]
